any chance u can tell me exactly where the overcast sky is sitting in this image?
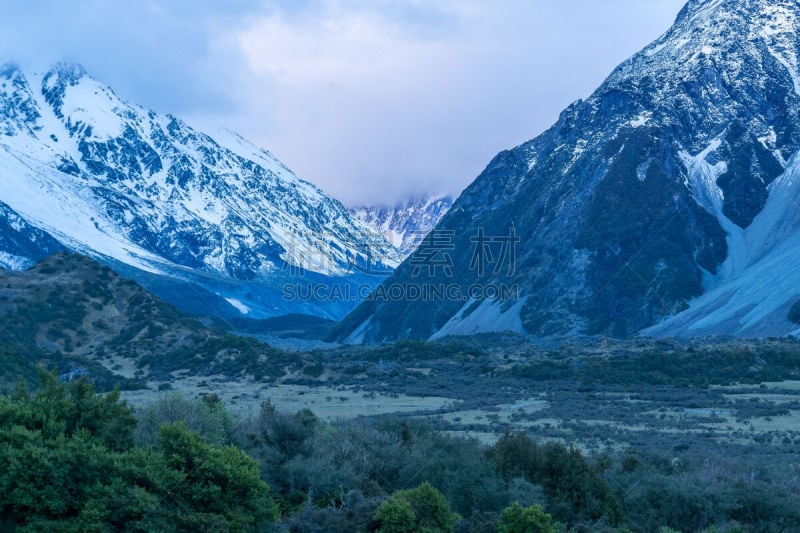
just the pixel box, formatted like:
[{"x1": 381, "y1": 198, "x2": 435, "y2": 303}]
[{"x1": 1, "y1": 0, "x2": 686, "y2": 206}]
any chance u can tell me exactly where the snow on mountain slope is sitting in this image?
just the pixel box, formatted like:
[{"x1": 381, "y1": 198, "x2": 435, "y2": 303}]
[
  {"x1": 647, "y1": 152, "x2": 800, "y2": 337},
  {"x1": 333, "y1": 0, "x2": 800, "y2": 342},
  {"x1": 350, "y1": 195, "x2": 453, "y2": 256},
  {"x1": 0, "y1": 61, "x2": 402, "y2": 319}
]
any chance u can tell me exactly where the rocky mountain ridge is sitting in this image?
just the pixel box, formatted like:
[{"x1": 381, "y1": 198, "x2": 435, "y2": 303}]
[
  {"x1": 0, "y1": 62, "x2": 402, "y2": 320},
  {"x1": 350, "y1": 195, "x2": 453, "y2": 256}
]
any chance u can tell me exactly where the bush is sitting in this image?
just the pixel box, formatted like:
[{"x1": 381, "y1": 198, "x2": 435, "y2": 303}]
[
  {"x1": 373, "y1": 482, "x2": 459, "y2": 533},
  {"x1": 157, "y1": 422, "x2": 277, "y2": 530},
  {"x1": 486, "y1": 432, "x2": 622, "y2": 526},
  {"x1": 135, "y1": 391, "x2": 233, "y2": 446},
  {"x1": 0, "y1": 370, "x2": 277, "y2": 531},
  {"x1": 498, "y1": 502, "x2": 558, "y2": 533}
]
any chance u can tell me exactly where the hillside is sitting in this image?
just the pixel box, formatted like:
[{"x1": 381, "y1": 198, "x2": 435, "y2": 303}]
[{"x1": 0, "y1": 254, "x2": 294, "y2": 389}]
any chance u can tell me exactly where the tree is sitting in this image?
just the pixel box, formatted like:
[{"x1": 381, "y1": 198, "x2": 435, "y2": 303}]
[
  {"x1": 498, "y1": 502, "x2": 558, "y2": 533},
  {"x1": 135, "y1": 392, "x2": 233, "y2": 446},
  {"x1": 374, "y1": 497, "x2": 417, "y2": 533},
  {"x1": 373, "y1": 482, "x2": 459, "y2": 533},
  {"x1": 0, "y1": 370, "x2": 277, "y2": 531},
  {"x1": 158, "y1": 422, "x2": 277, "y2": 530},
  {"x1": 486, "y1": 432, "x2": 622, "y2": 525}
]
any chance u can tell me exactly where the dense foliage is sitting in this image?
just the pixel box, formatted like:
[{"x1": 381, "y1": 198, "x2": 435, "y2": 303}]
[
  {"x1": 497, "y1": 503, "x2": 558, "y2": 533},
  {"x1": 2, "y1": 371, "x2": 799, "y2": 531},
  {"x1": 0, "y1": 372, "x2": 277, "y2": 531},
  {"x1": 231, "y1": 397, "x2": 799, "y2": 532},
  {"x1": 373, "y1": 482, "x2": 459, "y2": 533},
  {"x1": 487, "y1": 432, "x2": 622, "y2": 525}
]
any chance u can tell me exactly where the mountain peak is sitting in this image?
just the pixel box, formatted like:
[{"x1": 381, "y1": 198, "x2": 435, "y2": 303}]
[
  {"x1": 679, "y1": 0, "x2": 799, "y2": 17},
  {"x1": 0, "y1": 62, "x2": 22, "y2": 78},
  {"x1": 613, "y1": 0, "x2": 799, "y2": 83},
  {"x1": 45, "y1": 60, "x2": 88, "y2": 82},
  {"x1": 350, "y1": 195, "x2": 453, "y2": 256}
]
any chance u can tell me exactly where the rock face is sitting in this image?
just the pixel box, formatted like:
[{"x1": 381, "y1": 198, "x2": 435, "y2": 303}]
[
  {"x1": 0, "y1": 200, "x2": 66, "y2": 270},
  {"x1": 0, "y1": 62, "x2": 402, "y2": 319},
  {"x1": 335, "y1": 0, "x2": 800, "y2": 342},
  {"x1": 350, "y1": 196, "x2": 453, "y2": 256}
]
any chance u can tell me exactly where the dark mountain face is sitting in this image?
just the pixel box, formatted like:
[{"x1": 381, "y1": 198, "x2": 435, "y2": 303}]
[
  {"x1": 0, "y1": 201, "x2": 65, "y2": 269},
  {"x1": 335, "y1": 0, "x2": 800, "y2": 342}
]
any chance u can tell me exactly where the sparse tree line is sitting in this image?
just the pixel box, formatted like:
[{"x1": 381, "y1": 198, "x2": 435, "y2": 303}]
[{"x1": 1, "y1": 372, "x2": 798, "y2": 532}]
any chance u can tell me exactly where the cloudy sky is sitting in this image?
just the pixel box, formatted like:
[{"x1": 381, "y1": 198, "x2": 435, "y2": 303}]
[{"x1": 1, "y1": 0, "x2": 686, "y2": 206}]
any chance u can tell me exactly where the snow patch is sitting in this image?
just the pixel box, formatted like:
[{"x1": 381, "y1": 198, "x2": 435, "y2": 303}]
[
  {"x1": 224, "y1": 297, "x2": 250, "y2": 315},
  {"x1": 680, "y1": 139, "x2": 748, "y2": 278},
  {"x1": 629, "y1": 111, "x2": 652, "y2": 128},
  {"x1": 680, "y1": 139, "x2": 725, "y2": 214},
  {"x1": 0, "y1": 251, "x2": 33, "y2": 270},
  {"x1": 59, "y1": 76, "x2": 125, "y2": 140},
  {"x1": 636, "y1": 158, "x2": 653, "y2": 182},
  {"x1": 343, "y1": 317, "x2": 372, "y2": 345},
  {"x1": 430, "y1": 298, "x2": 527, "y2": 340},
  {"x1": 649, "y1": 151, "x2": 800, "y2": 337},
  {"x1": 644, "y1": 41, "x2": 668, "y2": 57}
]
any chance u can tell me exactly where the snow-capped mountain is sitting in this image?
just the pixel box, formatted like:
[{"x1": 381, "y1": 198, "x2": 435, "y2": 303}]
[
  {"x1": 350, "y1": 195, "x2": 452, "y2": 256},
  {"x1": 334, "y1": 0, "x2": 800, "y2": 342},
  {"x1": 0, "y1": 62, "x2": 402, "y2": 319}
]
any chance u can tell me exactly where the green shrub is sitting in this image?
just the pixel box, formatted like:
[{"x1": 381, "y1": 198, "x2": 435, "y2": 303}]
[
  {"x1": 374, "y1": 482, "x2": 459, "y2": 533},
  {"x1": 498, "y1": 502, "x2": 558, "y2": 533},
  {"x1": 0, "y1": 370, "x2": 276, "y2": 531}
]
